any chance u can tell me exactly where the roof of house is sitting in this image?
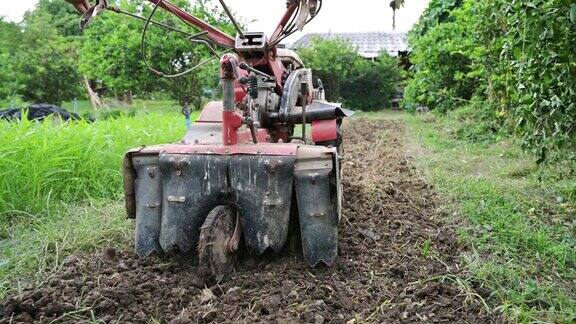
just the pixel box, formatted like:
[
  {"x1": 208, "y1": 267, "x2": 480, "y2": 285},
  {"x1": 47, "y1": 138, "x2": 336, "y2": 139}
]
[{"x1": 291, "y1": 32, "x2": 409, "y2": 58}]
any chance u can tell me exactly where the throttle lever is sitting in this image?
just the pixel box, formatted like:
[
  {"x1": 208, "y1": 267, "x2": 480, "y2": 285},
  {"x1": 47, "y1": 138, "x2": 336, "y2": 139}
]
[
  {"x1": 80, "y1": 0, "x2": 109, "y2": 30},
  {"x1": 238, "y1": 62, "x2": 273, "y2": 80}
]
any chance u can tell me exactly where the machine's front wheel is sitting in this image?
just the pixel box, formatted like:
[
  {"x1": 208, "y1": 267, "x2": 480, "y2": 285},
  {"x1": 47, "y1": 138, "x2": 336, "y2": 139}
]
[{"x1": 198, "y1": 205, "x2": 238, "y2": 279}]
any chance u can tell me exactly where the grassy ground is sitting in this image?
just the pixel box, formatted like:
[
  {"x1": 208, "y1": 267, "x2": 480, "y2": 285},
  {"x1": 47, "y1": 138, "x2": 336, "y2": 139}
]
[
  {"x1": 2, "y1": 201, "x2": 131, "y2": 297},
  {"x1": 0, "y1": 103, "x2": 199, "y2": 298},
  {"x1": 0, "y1": 112, "x2": 190, "y2": 217},
  {"x1": 0, "y1": 98, "x2": 187, "y2": 118},
  {"x1": 396, "y1": 111, "x2": 576, "y2": 322}
]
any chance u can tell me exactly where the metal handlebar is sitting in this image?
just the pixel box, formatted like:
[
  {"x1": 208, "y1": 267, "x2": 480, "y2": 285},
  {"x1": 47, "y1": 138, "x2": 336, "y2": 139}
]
[{"x1": 67, "y1": 0, "x2": 322, "y2": 78}]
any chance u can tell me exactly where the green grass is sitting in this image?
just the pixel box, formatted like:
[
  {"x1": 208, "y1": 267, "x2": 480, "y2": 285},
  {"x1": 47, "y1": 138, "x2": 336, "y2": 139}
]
[
  {"x1": 402, "y1": 112, "x2": 576, "y2": 323},
  {"x1": 2, "y1": 105, "x2": 575, "y2": 322},
  {"x1": 1, "y1": 98, "x2": 188, "y2": 118},
  {"x1": 0, "y1": 108, "x2": 199, "y2": 297},
  {"x1": 0, "y1": 200, "x2": 130, "y2": 298},
  {"x1": 0, "y1": 112, "x2": 195, "y2": 221}
]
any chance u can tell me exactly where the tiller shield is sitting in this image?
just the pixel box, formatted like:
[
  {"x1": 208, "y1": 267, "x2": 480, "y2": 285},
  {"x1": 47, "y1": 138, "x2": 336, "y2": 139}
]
[{"x1": 124, "y1": 144, "x2": 341, "y2": 266}]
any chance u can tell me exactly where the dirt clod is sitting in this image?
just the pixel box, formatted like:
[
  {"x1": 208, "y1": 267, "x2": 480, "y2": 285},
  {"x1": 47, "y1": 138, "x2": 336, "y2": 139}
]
[{"x1": 1, "y1": 119, "x2": 494, "y2": 323}]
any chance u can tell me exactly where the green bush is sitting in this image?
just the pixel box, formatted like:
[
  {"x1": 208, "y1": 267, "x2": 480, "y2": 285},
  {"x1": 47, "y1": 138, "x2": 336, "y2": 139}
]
[
  {"x1": 404, "y1": 0, "x2": 478, "y2": 112},
  {"x1": 406, "y1": 0, "x2": 576, "y2": 161},
  {"x1": 0, "y1": 12, "x2": 82, "y2": 106},
  {"x1": 443, "y1": 99, "x2": 508, "y2": 143},
  {"x1": 299, "y1": 38, "x2": 402, "y2": 110},
  {"x1": 341, "y1": 54, "x2": 402, "y2": 110}
]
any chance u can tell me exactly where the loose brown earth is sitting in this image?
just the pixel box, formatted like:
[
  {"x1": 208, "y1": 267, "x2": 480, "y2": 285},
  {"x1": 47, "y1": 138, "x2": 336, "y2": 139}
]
[{"x1": 1, "y1": 119, "x2": 494, "y2": 323}]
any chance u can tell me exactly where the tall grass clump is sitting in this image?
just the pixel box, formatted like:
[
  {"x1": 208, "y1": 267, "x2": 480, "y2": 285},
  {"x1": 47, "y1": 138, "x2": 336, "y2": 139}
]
[{"x1": 0, "y1": 112, "x2": 187, "y2": 227}]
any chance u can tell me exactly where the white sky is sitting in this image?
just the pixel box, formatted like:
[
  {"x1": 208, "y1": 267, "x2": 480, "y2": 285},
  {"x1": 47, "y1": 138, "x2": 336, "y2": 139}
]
[{"x1": 0, "y1": 0, "x2": 429, "y2": 42}]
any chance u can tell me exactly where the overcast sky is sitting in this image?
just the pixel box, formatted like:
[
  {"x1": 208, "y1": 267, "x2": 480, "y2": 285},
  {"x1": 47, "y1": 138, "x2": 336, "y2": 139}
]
[{"x1": 0, "y1": 0, "x2": 429, "y2": 42}]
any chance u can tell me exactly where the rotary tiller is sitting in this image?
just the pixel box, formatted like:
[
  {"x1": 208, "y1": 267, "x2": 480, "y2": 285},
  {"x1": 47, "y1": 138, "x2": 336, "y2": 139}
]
[{"x1": 66, "y1": 0, "x2": 353, "y2": 277}]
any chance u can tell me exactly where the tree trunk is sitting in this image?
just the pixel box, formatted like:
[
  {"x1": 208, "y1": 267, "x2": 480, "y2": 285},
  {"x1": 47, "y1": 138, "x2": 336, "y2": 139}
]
[
  {"x1": 124, "y1": 90, "x2": 133, "y2": 105},
  {"x1": 83, "y1": 75, "x2": 104, "y2": 111}
]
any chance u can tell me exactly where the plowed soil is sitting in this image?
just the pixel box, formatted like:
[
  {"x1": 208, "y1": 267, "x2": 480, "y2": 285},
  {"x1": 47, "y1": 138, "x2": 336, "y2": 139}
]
[{"x1": 1, "y1": 119, "x2": 494, "y2": 323}]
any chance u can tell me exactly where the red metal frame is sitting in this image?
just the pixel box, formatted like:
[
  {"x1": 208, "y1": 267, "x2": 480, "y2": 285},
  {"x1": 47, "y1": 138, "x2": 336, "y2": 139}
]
[
  {"x1": 68, "y1": 0, "x2": 296, "y2": 52},
  {"x1": 147, "y1": 0, "x2": 298, "y2": 49},
  {"x1": 148, "y1": 0, "x2": 296, "y2": 50},
  {"x1": 270, "y1": 1, "x2": 299, "y2": 42},
  {"x1": 145, "y1": 0, "x2": 290, "y2": 88},
  {"x1": 130, "y1": 143, "x2": 299, "y2": 156},
  {"x1": 68, "y1": 0, "x2": 338, "y2": 148},
  {"x1": 220, "y1": 55, "x2": 243, "y2": 146},
  {"x1": 161, "y1": 143, "x2": 299, "y2": 156},
  {"x1": 197, "y1": 101, "x2": 224, "y2": 123},
  {"x1": 65, "y1": 0, "x2": 90, "y2": 13},
  {"x1": 148, "y1": 0, "x2": 235, "y2": 48}
]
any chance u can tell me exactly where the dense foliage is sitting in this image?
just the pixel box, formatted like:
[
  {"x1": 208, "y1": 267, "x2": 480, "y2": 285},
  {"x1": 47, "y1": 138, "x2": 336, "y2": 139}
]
[
  {"x1": 299, "y1": 38, "x2": 402, "y2": 110},
  {"x1": 79, "y1": 0, "x2": 233, "y2": 107},
  {"x1": 0, "y1": 20, "x2": 23, "y2": 104},
  {"x1": 0, "y1": 0, "x2": 232, "y2": 107},
  {"x1": 406, "y1": 0, "x2": 576, "y2": 160},
  {"x1": 0, "y1": 12, "x2": 82, "y2": 105}
]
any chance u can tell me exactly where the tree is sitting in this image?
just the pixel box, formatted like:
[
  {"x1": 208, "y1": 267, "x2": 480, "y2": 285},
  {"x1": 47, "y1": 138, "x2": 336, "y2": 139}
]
[
  {"x1": 299, "y1": 38, "x2": 401, "y2": 110},
  {"x1": 404, "y1": 1, "x2": 478, "y2": 112},
  {"x1": 389, "y1": 0, "x2": 405, "y2": 30},
  {"x1": 1, "y1": 0, "x2": 234, "y2": 107},
  {"x1": 341, "y1": 53, "x2": 402, "y2": 110},
  {"x1": 0, "y1": 19, "x2": 23, "y2": 103},
  {"x1": 78, "y1": 0, "x2": 234, "y2": 107},
  {"x1": 0, "y1": 2, "x2": 84, "y2": 106},
  {"x1": 9, "y1": 11, "x2": 82, "y2": 105},
  {"x1": 36, "y1": 0, "x2": 84, "y2": 37},
  {"x1": 20, "y1": 11, "x2": 83, "y2": 105},
  {"x1": 405, "y1": 0, "x2": 576, "y2": 160},
  {"x1": 299, "y1": 38, "x2": 363, "y2": 102}
]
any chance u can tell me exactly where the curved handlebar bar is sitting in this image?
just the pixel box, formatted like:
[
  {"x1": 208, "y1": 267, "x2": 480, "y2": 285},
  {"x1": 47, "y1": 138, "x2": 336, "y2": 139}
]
[
  {"x1": 64, "y1": 0, "x2": 322, "y2": 78},
  {"x1": 65, "y1": 0, "x2": 321, "y2": 48}
]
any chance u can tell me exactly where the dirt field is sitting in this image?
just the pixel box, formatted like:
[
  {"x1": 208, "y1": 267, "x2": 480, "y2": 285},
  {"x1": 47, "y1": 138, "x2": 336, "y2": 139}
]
[{"x1": 1, "y1": 119, "x2": 494, "y2": 323}]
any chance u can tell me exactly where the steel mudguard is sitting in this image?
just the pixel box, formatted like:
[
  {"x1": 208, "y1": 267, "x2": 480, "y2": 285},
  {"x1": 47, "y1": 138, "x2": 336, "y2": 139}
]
[
  {"x1": 294, "y1": 147, "x2": 340, "y2": 266},
  {"x1": 159, "y1": 154, "x2": 228, "y2": 253},
  {"x1": 132, "y1": 155, "x2": 162, "y2": 257},
  {"x1": 229, "y1": 156, "x2": 295, "y2": 253},
  {"x1": 126, "y1": 145, "x2": 340, "y2": 266},
  {"x1": 129, "y1": 150, "x2": 296, "y2": 256}
]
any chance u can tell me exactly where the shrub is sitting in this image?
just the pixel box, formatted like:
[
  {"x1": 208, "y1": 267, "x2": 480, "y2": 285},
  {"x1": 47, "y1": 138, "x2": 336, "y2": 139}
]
[
  {"x1": 341, "y1": 53, "x2": 402, "y2": 110},
  {"x1": 444, "y1": 99, "x2": 508, "y2": 143},
  {"x1": 406, "y1": 0, "x2": 576, "y2": 160},
  {"x1": 299, "y1": 38, "x2": 402, "y2": 110},
  {"x1": 0, "y1": 12, "x2": 82, "y2": 105}
]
